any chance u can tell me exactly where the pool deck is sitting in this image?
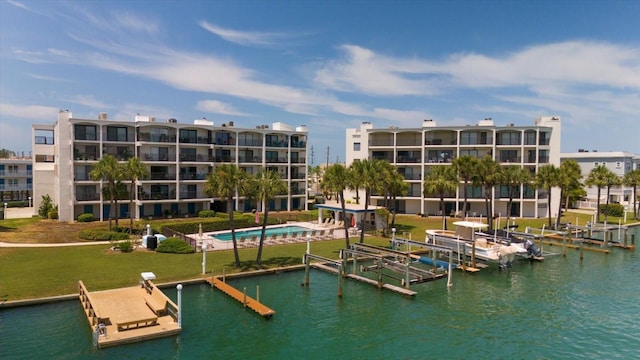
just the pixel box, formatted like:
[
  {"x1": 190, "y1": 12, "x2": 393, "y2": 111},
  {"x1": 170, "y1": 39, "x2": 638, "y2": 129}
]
[
  {"x1": 78, "y1": 280, "x2": 181, "y2": 348},
  {"x1": 195, "y1": 221, "x2": 346, "y2": 251}
]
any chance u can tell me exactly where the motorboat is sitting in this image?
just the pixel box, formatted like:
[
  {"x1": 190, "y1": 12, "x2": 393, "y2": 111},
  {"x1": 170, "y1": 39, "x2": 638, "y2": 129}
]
[{"x1": 426, "y1": 221, "x2": 523, "y2": 269}]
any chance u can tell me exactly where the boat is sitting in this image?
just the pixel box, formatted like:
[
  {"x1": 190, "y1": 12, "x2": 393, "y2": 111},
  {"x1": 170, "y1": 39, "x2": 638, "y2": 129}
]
[{"x1": 426, "y1": 221, "x2": 525, "y2": 269}]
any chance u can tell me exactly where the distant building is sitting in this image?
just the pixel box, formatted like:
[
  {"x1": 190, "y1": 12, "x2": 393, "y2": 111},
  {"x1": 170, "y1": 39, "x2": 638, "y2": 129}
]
[
  {"x1": 561, "y1": 150, "x2": 640, "y2": 208},
  {"x1": 32, "y1": 111, "x2": 308, "y2": 222},
  {"x1": 345, "y1": 116, "x2": 562, "y2": 218},
  {"x1": 0, "y1": 155, "x2": 33, "y2": 203}
]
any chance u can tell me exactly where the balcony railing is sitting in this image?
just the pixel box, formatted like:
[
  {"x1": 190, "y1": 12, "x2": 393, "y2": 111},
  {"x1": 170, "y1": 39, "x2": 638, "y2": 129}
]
[
  {"x1": 180, "y1": 191, "x2": 198, "y2": 199},
  {"x1": 142, "y1": 153, "x2": 176, "y2": 162},
  {"x1": 214, "y1": 156, "x2": 234, "y2": 163},
  {"x1": 179, "y1": 173, "x2": 207, "y2": 180},
  {"x1": 76, "y1": 193, "x2": 100, "y2": 201},
  {"x1": 150, "y1": 173, "x2": 176, "y2": 180},
  {"x1": 237, "y1": 139, "x2": 263, "y2": 147},
  {"x1": 238, "y1": 156, "x2": 263, "y2": 163},
  {"x1": 137, "y1": 133, "x2": 177, "y2": 143}
]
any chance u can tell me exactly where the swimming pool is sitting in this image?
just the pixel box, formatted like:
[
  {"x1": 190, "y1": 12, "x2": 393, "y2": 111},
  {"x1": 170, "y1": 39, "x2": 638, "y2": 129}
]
[{"x1": 209, "y1": 225, "x2": 312, "y2": 241}]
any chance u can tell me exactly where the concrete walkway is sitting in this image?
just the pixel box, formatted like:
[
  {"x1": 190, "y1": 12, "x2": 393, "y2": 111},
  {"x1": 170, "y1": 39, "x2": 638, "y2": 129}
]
[{"x1": 0, "y1": 241, "x2": 110, "y2": 248}]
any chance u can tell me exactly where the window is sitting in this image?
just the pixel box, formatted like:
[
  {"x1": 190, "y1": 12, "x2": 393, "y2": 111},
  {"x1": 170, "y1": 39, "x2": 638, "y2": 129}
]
[
  {"x1": 524, "y1": 131, "x2": 536, "y2": 145},
  {"x1": 354, "y1": 142, "x2": 361, "y2": 151},
  {"x1": 34, "y1": 129, "x2": 54, "y2": 144},
  {"x1": 497, "y1": 132, "x2": 521, "y2": 145},
  {"x1": 75, "y1": 125, "x2": 97, "y2": 141},
  {"x1": 106, "y1": 126, "x2": 128, "y2": 141},
  {"x1": 8, "y1": 165, "x2": 18, "y2": 173},
  {"x1": 35, "y1": 155, "x2": 55, "y2": 162},
  {"x1": 180, "y1": 129, "x2": 198, "y2": 143},
  {"x1": 538, "y1": 132, "x2": 550, "y2": 145},
  {"x1": 616, "y1": 162, "x2": 622, "y2": 169}
]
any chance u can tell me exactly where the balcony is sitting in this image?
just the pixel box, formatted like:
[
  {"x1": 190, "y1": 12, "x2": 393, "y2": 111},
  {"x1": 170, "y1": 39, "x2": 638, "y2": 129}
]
[
  {"x1": 137, "y1": 133, "x2": 177, "y2": 143},
  {"x1": 238, "y1": 156, "x2": 263, "y2": 163},
  {"x1": 179, "y1": 173, "x2": 207, "y2": 180},
  {"x1": 76, "y1": 193, "x2": 100, "y2": 201},
  {"x1": 180, "y1": 191, "x2": 199, "y2": 199},
  {"x1": 150, "y1": 172, "x2": 176, "y2": 180},
  {"x1": 142, "y1": 153, "x2": 176, "y2": 162}
]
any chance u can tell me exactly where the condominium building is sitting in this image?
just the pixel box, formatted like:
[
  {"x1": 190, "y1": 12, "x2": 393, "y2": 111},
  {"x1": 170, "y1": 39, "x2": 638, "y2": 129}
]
[
  {"x1": 345, "y1": 116, "x2": 562, "y2": 218},
  {"x1": 0, "y1": 156, "x2": 33, "y2": 203},
  {"x1": 32, "y1": 111, "x2": 308, "y2": 222},
  {"x1": 561, "y1": 150, "x2": 640, "y2": 208}
]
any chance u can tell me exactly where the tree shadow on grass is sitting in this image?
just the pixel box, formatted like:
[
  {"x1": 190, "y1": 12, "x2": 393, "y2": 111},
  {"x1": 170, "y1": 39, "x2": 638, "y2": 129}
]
[{"x1": 225, "y1": 256, "x2": 303, "y2": 272}]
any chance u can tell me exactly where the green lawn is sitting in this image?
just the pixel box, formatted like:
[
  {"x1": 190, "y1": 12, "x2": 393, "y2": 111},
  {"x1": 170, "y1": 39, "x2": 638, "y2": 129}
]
[
  {"x1": 0, "y1": 237, "x2": 388, "y2": 301},
  {"x1": 1, "y1": 210, "x2": 635, "y2": 302}
]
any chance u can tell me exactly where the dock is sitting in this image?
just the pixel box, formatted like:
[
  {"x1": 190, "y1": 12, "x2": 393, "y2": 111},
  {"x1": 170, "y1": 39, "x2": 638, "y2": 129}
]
[
  {"x1": 78, "y1": 280, "x2": 181, "y2": 348},
  {"x1": 205, "y1": 277, "x2": 275, "y2": 319},
  {"x1": 310, "y1": 262, "x2": 418, "y2": 296}
]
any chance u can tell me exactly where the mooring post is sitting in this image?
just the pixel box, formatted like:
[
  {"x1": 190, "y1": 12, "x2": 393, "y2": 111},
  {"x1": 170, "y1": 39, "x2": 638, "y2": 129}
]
[
  {"x1": 377, "y1": 258, "x2": 383, "y2": 289},
  {"x1": 223, "y1": 267, "x2": 226, "y2": 283},
  {"x1": 243, "y1": 287, "x2": 247, "y2": 307},
  {"x1": 461, "y1": 243, "x2": 467, "y2": 271},
  {"x1": 337, "y1": 265, "x2": 343, "y2": 298},
  {"x1": 447, "y1": 250, "x2": 453, "y2": 287},
  {"x1": 405, "y1": 253, "x2": 411, "y2": 289},
  {"x1": 562, "y1": 233, "x2": 567, "y2": 258},
  {"x1": 256, "y1": 285, "x2": 260, "y2": 303},
  {"x1": 304, "y1": 254, "x2": 310, "y2": 287},
  {"x1": 579, "y1": 241, "x2": 584, "y2": 260},
  {"x1": 176, "y1": 284, "x2": 183, "y2": 327}
]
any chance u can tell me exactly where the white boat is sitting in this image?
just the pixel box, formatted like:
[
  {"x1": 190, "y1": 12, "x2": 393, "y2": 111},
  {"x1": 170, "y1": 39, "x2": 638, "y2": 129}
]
[{"x1": 426, "y1": 221, "x2": 524, "y2": 269}]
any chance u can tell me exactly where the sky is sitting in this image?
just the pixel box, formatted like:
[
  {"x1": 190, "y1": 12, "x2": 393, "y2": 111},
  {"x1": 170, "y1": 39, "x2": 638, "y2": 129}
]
[{"x1": 1, "y1": 0, "x2": 639, "y2": 164}]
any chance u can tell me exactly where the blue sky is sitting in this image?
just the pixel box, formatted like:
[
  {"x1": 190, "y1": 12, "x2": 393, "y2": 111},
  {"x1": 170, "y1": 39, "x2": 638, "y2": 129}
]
[{"x1": 1, "y1": 0, "x2": 639, "y2": 163}]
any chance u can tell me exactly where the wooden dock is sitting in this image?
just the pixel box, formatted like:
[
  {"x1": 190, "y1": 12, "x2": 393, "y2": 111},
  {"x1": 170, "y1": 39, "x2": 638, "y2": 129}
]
[
  {"x1": 310, "y1": 263, "x2": 418, "y2": 296},
  {"x1": 206, "y1": 277, "x2": 275, "y2": 319},
  {"x1": 78, "y1": 280, "x2": 181, "y2": 348}
]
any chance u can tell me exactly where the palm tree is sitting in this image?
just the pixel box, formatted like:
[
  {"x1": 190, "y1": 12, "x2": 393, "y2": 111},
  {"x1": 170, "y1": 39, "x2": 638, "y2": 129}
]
[
  {"x1": 423, "y1": 165, "x2": 458, "y2": 230},
  {"x1": 386, "y1": 169, "x2": 409, "y2": 229},
  {"x1": 555, "y1": 160, "x2": 582, "y2": 227},
  {"x1": 473, "y1": 156, "x2": 501, "y2": 230},
  {"x1": 349, "y1": 160, "x2": 365, "y2": 205},
  {"x1": 252, "y1": 170, "x2": 288, "y2": 265},
  {"x1": 204, "y1": 164, "x2": 249, "y2": 268},
  {"x1": 585, "y1": 165, "x2": 616, "y2": 223},
  {"x1": 90, "y1": 154, "x2": 123, "y2": 231},
  {"x1": 499, "y1": 165, "x2": 530, "y2": 219},
  {"x1": 323, "y1": 163, "x2": 351, "y2": 247},
  {"x1": 536, "y1": 164, "x2": 558, "y2": 228},
  {"x1": 452, "y1": 156, "x2": 479, "y2": 218},
  {"x1": 623, "y1": 169, "x2": 640, "y2": 220},
  {"x1": 123, "y1": 157, "x2": 149, "y2": 234},
  {"x1": 350, "y1": 159, "x2": 383, "y2": 243}
]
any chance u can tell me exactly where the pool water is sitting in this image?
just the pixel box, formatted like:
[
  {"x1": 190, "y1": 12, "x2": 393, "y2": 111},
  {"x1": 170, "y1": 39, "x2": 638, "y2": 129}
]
[{"x1": 210, "y1": 225, "x2": 312, "y2": 241}]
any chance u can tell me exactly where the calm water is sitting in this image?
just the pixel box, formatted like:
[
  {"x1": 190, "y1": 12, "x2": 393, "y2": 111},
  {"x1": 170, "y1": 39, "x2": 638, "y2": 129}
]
[
  {"x1": 2, "y1": 226, "x2": 639, "y2": 359},
  {"x1": 210, "y1": 225, "x2": 311, "y2": 241}
]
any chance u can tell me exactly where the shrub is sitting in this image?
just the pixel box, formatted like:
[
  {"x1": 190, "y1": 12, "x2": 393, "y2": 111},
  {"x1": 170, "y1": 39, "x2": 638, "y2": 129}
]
[
  {"x1": 199, "y1": 210, "x2": 216, "y2": 217},
  {"x1": 47, "y1": 209, "x2": 59, "y2": 220},
  {"x1": 117, "y1": 240, "x2": 134, "y2": 253},
  {"x1": 77, "y1": 213, "x2": 94, "y2": 222},
  {"x1": 156, "y1": 238, "x2": 194, "y2": 254},
  {"x1": 600, "y1": 203, "x2": 624, "y2": 217},
  {"x1": 39, "y1": 194, "x2": 54, "y2": 218}
]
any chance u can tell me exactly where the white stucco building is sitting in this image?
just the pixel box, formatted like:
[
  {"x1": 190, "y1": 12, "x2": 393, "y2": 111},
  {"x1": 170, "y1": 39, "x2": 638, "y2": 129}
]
[
  {"x1": 32, "y1": 111, "x2": 308, "y2": 222},
  {"x1": 345, "y1": 116, "x2": 562, "y2": 218},
  {"x1": 561, "y1": 150, "x2": 640, "y2": 208}
]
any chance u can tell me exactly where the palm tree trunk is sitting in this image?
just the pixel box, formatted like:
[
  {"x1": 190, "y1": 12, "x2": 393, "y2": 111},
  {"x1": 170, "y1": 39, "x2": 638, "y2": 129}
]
[
  {"x1": 604, "y1": 185, "x2": 611, "y2": 222},
  {"x1": 462, "y1": 180, "x2": 468, "y2": 218},
  {"x1": 634, "y1": 186, "x2": 638, "y2": 220},
  {"x1": 359, "y1": 189, "x2": 369, "y2": 243},
  {"x1": 256, "y1": 207, "x2": 269, "y2": 265},
  {"x1": 129, "y1": 182, "x2": 135, "y2": 234},
  {"x1": 440, "y1": 195, "x2": 447, "y2": 230},
  {"x1": 547, "y1": 190, "x2": 553, "y2": 228},
  {"x1": 555, "y1": 190, "x2": 564, "y2": 229},
  {"x1": 596, "y1": 187, "x2": 602, "y2": 223},
  {"x1": 228, "y1": 197, "x2": 240, "y2": 267},
  {"x1": 339, "y1": 191, "x2": 350, "y2": 248}
]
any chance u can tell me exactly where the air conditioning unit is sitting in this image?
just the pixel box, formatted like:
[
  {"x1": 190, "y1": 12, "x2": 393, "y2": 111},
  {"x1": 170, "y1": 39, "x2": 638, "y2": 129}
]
[
  {"x1": 98, "y1": 113, "x2": 108, "y2": 120},
  {"x1": 167, "y1": 118, "x2": 177, "y2": 123}
]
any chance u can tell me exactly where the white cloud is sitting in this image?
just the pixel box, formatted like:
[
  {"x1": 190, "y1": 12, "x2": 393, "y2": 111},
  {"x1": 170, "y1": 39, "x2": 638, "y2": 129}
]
[
  {"x1": 0, "y1": 103, "x2": 60, "y2": 118},
  {"x1": 200, "y1": 21, "x2": 286, "y2": 47},
  {"x1": 196, "y1": 100, "x2": 250, "y2": 116},
  {"x1": 60, "y1": 95, "x2": 110, "y2": 109},
  {"x1": 314, "y1": 45, "x2": 438, "y2": 96}
]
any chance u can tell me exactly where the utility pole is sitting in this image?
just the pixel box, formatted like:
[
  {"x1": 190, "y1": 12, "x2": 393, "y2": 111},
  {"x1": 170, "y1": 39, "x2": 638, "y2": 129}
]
[{"x1": 326, "y1": 146, "x2": 330, "y2": 168}]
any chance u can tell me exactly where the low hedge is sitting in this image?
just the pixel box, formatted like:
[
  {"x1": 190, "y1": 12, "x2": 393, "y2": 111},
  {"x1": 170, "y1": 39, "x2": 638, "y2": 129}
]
[
  {"x1": 156, "y1": 237, "x2": 195, "y2": 254},
  {"x1": 198, "y1": 210, "x2": 216, "y2": 217},
  {"x1": 162, "y1": 214, "x2": 281, "y2": 235},
  {"x1": 79, "y1": 229, "x2": 130, "y2": 241}
]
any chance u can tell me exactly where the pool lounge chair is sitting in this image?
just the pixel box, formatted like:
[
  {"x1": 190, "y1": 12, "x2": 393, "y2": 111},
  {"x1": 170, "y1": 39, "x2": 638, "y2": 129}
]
[
  {"x1": 267, "y1": 233, "x2": 278, "y2": 245},
  {"x1": 237, "y1": 236, "x2": 247, "y2": 248},
  {"x1": 287, "y1": 232, "x2": 299, "y2": 243},
  {"x1": 277, "y1": 233, "x2": 289, "y2": 244}
]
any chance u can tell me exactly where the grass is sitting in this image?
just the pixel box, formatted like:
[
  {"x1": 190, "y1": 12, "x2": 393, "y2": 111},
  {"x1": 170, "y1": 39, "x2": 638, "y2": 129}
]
[{"x1": 1, "y1": 210, "x2": 637, "y2": 302}]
